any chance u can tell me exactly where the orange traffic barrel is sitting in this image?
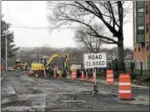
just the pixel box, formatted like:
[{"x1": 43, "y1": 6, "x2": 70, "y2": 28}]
[
  {"x1": 119, "y1": 73, "x2": 133, "y2": 99},
  {"x1": 106, "y1": 69, "x2": 114, "y2": 85},
  {"x1": 71, "y1": 69, "x2": 77, "y2": 80}
]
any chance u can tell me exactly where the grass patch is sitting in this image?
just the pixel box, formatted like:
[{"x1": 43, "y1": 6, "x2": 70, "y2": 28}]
[{"x1": 126, "y1": 69, "x2": 150, "y2": 76}]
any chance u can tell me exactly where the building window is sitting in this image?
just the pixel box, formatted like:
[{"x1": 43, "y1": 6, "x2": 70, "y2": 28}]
[
  {"x1": 146, "y1": 23, "x2": 148, "y2": 33},
  {"x1": 137, "y1": 25, "x2": 144, "y2": 34},
  {"x1": 147, "y1": 41, "x2": 149, "y2": 45},
  {"x1": 136, "y1": 1, "x2": 145, "y2": 8},
  {"x1": 146, "y1": 5, "x2": 148, "y2": 15},
  {"x1": 138, "y1": 8, "x2": 144, "y2": 12},
  {"x1": 137, "y1": 8, "x2": 144, "y2": 16},
  {"x1": 138, "y1": 47, "x2": 140, "y2": 52}
]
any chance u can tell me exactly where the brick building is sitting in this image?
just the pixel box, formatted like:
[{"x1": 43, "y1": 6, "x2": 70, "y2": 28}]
[{"x1": 133, "y1": 1, "x2": 150, "y2": 69}]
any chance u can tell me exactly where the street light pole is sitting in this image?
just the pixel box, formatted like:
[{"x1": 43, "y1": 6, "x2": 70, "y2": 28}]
[{"x1": 5, "y1": 33, "x2": 8, "y2": 70}]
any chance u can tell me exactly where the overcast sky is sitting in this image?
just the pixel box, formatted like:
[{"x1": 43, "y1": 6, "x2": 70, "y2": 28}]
[{"x1": 2, "y1": 1, "x2": 133, "y2": 49}]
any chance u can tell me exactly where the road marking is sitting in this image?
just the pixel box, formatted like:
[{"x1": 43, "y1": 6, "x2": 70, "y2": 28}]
[
  {"x1": 2, "y1": 106, "x2": 31, "y2": 112},
  {"x1": 62, "y1": 100, "x2": 86, "y2": 103}
]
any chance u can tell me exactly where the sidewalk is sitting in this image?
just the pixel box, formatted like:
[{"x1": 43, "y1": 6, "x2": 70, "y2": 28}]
[
  {"x1": 66, "y1": 75, "x2": 149, "y2": 89},
  {"x1": 90, "y1": 78, "x2": 149, "y2": 89}
]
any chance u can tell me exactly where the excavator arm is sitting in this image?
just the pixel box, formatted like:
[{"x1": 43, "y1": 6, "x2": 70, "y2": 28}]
[
  {"x1": 46, "y1": 53, "x2": 69, "y2": 70},
  {"x1": 64, "y1": 54, "x2": 70, "y2": 69}
]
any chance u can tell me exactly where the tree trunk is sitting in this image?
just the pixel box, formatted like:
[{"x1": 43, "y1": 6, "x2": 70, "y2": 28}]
[{"x1": 117, "y1": 39, "x2": 125, "y2": 72}]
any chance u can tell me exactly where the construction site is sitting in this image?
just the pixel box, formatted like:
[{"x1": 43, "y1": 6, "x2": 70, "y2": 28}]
[
  {"x1": 1, "y1": 1, "x2": 150, "y2": 112},
  {"x1": 1, "y1": 52, "x2": 150, "y2": 112}
]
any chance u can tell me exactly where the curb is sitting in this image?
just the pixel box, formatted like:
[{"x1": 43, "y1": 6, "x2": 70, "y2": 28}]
[
  {"x1": 73, "y1": 78, "x2": 149, "y2": 89},
  {"x1": 131, "y1": 84, "x2": 149, "y2": 89},
  {"x1": 65, "y1": 75, "x2": 148, "y2": 89}
]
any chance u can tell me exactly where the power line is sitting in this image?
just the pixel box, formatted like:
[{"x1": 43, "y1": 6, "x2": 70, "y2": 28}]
[
  {"x1": 10, "y1": 25, "x2": 77, "y2": 30},
  {"x1": 11, "y1": 26, "x2": 49, "y2": 29}
]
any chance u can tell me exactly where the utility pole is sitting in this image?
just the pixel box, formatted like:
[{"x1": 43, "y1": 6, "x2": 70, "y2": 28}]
[{"x1": 5, "y1": 32, "x2": 8, "y2": 70}]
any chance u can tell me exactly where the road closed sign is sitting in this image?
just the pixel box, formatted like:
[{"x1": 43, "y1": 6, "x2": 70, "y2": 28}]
[{"x1": 84, "y1": 53, "x2": 107, "y2": 69}]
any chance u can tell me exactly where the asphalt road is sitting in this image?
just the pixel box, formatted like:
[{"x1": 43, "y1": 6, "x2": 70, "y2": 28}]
[{"x1": 1, "y1": 71, "x2": 150, "y2": 112}]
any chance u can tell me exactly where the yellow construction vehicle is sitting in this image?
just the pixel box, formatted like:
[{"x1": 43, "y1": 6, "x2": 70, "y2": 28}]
[
  {"x1": 47, "y1": 53, "x2": 69, "y2": 69},
  {"x1": 13, "y1": 59, "x2": 26, "y2": 70},
  {"x1": 31, "y1": 53, "x2": 70, "y2": 77},
  {"x1": 47, "y1": 53, "x2": 70, "y2": 77}
]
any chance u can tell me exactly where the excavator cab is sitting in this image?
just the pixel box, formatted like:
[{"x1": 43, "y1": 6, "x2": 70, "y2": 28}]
[{"x1": 37, "y1": 58, "x2": 47, "y2": 66}]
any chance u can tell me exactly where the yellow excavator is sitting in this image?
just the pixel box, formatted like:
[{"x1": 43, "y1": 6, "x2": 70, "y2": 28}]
[
  {"x1": 31, "y1": 53, "x2": 70, "y2": 77},
  {"x1": 47, "y1": 53, "x2": 69, "y2": 69}
]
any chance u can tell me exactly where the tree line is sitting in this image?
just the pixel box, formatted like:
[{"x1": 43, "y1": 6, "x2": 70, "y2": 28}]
[{"x1": 15, "y1": 47, "x2": 133, "y2": 66}]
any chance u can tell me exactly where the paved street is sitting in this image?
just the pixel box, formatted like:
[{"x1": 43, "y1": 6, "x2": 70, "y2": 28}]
[{"x1": 1, "y1": 71, "x2": 150, "y2": 112}]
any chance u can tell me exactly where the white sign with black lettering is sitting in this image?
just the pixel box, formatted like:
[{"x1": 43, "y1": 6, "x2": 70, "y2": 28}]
[{"x1": 84, "y1": 53, "x2": 107, "y2": 68}]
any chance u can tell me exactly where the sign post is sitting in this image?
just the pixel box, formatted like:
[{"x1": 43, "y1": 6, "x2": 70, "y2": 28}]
[
  {"x1": 93, "y1": 67, "x2": 98, "y2": 94},
  {"x1": 95, "y1": 67, "x2": 97, "y2": 85},
  {"x1": 84, "y1": 53, "x2": 107, "y2": 96}
]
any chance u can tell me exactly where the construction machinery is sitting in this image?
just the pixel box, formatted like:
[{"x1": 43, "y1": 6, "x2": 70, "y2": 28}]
[
  {"x1": 31, "y1": 53, "x2": 70, "y2": 77},
  {"x1": 13, "y1": 59, "x2": 27, "y2": 70}
]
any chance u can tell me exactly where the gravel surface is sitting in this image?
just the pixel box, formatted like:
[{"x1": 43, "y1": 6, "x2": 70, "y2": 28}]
[{"x1": 1, "y1": 71, "x2": 149, "y2": 112}]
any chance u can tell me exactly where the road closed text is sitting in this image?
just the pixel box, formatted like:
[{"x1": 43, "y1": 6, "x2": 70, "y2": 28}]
[
  {"x1": 86, "y1": 61, "x2": 105, "y2": 67},
  {"x1": 84, "y1": 53, "x2": 107, "y2": 68}
]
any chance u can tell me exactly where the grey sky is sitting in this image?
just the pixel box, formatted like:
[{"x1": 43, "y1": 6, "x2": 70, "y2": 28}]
[{"x1": 2, "y1": 1, "x2": 133, "y2": 49}]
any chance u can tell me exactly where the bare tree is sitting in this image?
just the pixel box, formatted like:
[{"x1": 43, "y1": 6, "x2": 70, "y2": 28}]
[
  {"x1": 47, "y1": 1, "x2": 131, "y2": 71},
  {"x1": 124, "y1": 48, "x2": 133, "y2": 60},
  {"x1": 74, "y1": 25, "x2": 103, "y2": 53}
]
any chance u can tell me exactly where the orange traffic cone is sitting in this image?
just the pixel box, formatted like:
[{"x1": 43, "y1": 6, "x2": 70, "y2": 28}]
[
  {"x1": 28, "y1": 69, "x2": 33, "y2": 76},
  {"x1": 92, "y1": 71, "x2": 96, "y2": 84},
  {"x1": 80, "y1": 71, "x2": 84, "y2": 80},
  {"x1": 85, "y1": 72, "x2": 89, "y2": 80}
]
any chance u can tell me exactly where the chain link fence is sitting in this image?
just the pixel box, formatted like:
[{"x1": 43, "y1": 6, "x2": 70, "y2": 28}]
[{"x1": 107, "y1": 60, "x2": 150, "y2": 76}]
